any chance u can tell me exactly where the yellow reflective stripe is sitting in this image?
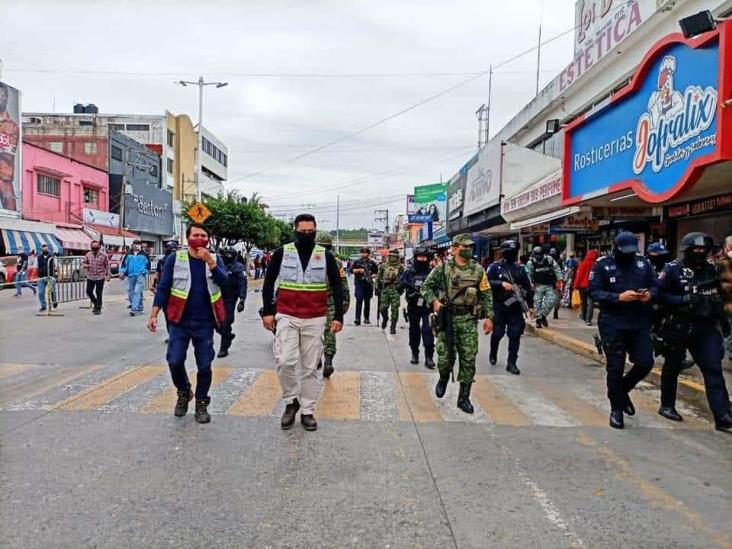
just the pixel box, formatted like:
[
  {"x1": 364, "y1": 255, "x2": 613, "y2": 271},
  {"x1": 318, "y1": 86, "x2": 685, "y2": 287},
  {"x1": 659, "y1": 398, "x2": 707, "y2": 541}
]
[
  {"x1": 171, "y1": 288, "x2": 187, "y2": 298},
  {"x1": 279, "y1": 283, "x2": 328, "y2": 291},
  {"x1": 210, "y1": 291, "x2": 221, "y2": 302}
]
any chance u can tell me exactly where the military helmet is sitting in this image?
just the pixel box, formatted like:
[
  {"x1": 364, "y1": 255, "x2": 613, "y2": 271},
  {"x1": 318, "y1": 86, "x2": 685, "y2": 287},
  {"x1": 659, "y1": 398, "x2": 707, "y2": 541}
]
[
  {"x1": 501, "y1": 240, "x2": 517, "y2": 252},
  {"x1": 679, "y1": 232, "x2": 713, "y2": 252},
  {"x1": 360, "y1": 247, "x2": 370, "y2": 254},
  {"x1": 164, "y1": 240, "x2": 179, "y2": 251},
  {"x1": 315, "y1": 231, "x2": 333, "y2": 248},
  {"x1": 414, "y1": 245, "x2": 430, "y2": 256},
  {"x1": 219, "y1": 246, "x2": 237, "y2": 262},
  {"x1": 532, "y1": 246, "x2": 544, "y2": 256}
]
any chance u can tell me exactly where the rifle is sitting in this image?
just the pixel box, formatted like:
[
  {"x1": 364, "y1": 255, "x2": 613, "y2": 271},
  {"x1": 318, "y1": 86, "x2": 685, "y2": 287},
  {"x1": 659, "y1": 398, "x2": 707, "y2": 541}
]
[{"x1": 502, "y1": 267, "x2": 530, "y2": 317}]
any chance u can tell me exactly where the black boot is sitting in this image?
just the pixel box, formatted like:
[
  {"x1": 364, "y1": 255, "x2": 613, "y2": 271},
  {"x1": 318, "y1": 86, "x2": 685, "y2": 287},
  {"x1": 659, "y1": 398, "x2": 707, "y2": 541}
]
[
  {"x1": 424, "y1": 349, "x2": 435, "y2": 370},
  {"x1": 435, "y1": 371, "x2": 450, "y2": 398},
  {"x1": 363, "y1": 318, "x2": 371, "y2": 325},
  {"x1": 281, "y1": 399, "x2": 300, "y2": 430},
  {"x1": 553, "y1": 309, "x2": 559, "y2": 320},
  {"x1": 457, "y1": 383, "x2": 474, "y2": 414},
  {"x1": 390, "y1": 321, "x2": 397, "y2": 335},
  {"x1": 609, "y1": 410, "x2": 624, "y2": 429},
  {"x1": 323, "y1": 355, "x2": 335, "y2": 378},
  {"x1": 624, "y1": 394, "x2": 636, "y2": 416},
  {"x1": 195, "y1": 397, "x2": 211, "y2": 424},
  {"x1": 489, "y1": 350, "x2": 497, "y2": 366},
  {"x1": 174, "y1": 387, "x2": 193, "y2": 417},
  {"x1": 354, "y1": 319, "x2": 361, "y2": 326},
  {"x1": 301, "y1": 414, "x2": 318, "y2": 431},
  {"x1": 381, "y1": 317, "x2": 388, "y2": 330},
  {"x1": 658, "y1": 406, "x2": 683, "y2": 422},
  {"x1": 506, "y1": 362, "x2": 520, "y2": 375},
  {"x1": 541, "y1": 317, "x2": 549, "y2": 328},
  {"x1": 217, "y1": 347, "x2": 229, "y2": 358},
  {"x1": 715, "y1": 413, "x2": 732, "y2": 432},
  {"x1": 410, "y1": 350, "x2": 419, "y2": 364}
]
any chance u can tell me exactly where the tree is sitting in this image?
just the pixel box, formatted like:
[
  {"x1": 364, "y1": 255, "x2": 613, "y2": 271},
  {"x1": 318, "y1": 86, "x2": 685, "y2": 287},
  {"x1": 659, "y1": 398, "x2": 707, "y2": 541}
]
[{"x1": 183, "y1": 191, "x2": 284, "y2": 251}]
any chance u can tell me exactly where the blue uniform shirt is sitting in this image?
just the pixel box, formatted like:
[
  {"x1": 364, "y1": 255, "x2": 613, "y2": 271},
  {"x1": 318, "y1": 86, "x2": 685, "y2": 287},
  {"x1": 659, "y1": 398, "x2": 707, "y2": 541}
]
[
  {"x1": 487, "y1": 260, "x2": 534, "y2": 309},
  {"x1": 589, "y1": 254, "x2": 657, "y2": 324}
]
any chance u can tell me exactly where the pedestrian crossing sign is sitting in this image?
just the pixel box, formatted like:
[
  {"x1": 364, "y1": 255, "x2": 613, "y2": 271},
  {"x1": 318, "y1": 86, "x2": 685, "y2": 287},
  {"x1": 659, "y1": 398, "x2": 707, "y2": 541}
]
[{"x1": 188, "y1": 202, "x2": 211, "y2": 223}]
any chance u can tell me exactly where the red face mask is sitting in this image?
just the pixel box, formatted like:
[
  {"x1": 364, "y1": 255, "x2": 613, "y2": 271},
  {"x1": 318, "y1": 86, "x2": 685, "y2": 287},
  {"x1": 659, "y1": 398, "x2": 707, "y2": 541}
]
[{"x1": 188, "y1": 237, "x2": 208, "y2": 250}]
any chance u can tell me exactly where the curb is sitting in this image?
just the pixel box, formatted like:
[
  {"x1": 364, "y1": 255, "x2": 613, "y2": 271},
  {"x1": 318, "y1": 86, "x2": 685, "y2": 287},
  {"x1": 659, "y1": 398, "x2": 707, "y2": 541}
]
[{"x1": 525, "y1": 323, "x2": 711, "y2": 406}]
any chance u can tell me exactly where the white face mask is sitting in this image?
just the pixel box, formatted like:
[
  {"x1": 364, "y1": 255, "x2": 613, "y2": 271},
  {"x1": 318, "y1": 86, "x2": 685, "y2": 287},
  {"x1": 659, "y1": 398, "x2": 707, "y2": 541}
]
[{"x1": 727, "y1": 250, "x2": 732, "y2": 259}]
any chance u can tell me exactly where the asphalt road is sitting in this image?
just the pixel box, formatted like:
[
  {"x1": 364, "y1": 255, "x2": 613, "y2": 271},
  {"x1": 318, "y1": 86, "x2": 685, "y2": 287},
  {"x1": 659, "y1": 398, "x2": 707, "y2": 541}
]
[{"x1": 1, "y1": 280, "x2": 731, "y2": 548}]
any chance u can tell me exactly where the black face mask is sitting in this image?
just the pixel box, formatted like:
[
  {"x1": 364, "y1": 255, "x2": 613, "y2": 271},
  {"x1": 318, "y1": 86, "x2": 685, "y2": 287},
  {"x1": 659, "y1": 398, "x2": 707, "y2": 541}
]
[
  {"x1": 91, "y1": 247, "x2": 100, "y2": 253},
  {"x1": 614, "y1": 249, "x2": 635, "y2": 265},
  {"x1": 42, "y1": 250, "x2": 49, "y2": 256},
  {"x1": 295, "y1": 231, "x2": 316, "y2": 247},
  {"x1": 532, "y1": 253, "x2": 544, "y2": 262},
  {"x1": 649, "y1": 255, "x2": 666, "y2": 271},
  {"x1": 684, "y1": 250, "x2": 708, "y2": 269},
  {"x1": 502, "y1": 250, "x2": 517, "y2": 264}
]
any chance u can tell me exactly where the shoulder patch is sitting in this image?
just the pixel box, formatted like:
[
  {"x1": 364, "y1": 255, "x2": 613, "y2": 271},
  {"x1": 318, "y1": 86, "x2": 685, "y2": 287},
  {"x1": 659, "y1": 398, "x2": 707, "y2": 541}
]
[
  {"x1": 479, "y1": 272, "x2": 489, "y2": 291},
  {"x1": 339, "y1": 267, "x2": 346, "y2": 278}
]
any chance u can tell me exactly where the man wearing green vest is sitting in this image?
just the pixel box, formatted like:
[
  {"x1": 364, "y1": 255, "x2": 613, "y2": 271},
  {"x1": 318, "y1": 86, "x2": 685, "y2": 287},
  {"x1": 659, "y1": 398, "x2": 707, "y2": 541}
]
[
  {"x1": 148, "y1": 223, "x2": 228, "y2": 424},
  {"x1": 376, "y1": 249, "x2": 404, "y2": 334}
]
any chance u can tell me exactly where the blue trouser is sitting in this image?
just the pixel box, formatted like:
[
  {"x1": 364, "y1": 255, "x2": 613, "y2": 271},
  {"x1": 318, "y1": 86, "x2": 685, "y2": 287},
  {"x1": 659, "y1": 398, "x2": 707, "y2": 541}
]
[
  {"x1": 15, "y1": 271, "x2": 35, "y2": 295},
  {"x1": 127, "y1": 275, "x2": 145, "y2": 312},
  {"x1": 407, "y1": 301, "x2": 434, "y2": 356},
  {"x1": 354, "y1": 279, "x2": 374, "y2": 321},
  {"x1": 661, "y1": 325, "x2": 730, "y2": 421},
  {"x1": 490, "y1": 304, "x2": 526, "y2": 364},
  {"x1": 37, "y1": 277, "x2": 57, "y2": 309},
  {"x1": 166, "y1": 318, "x2": 216, "y2": 399},
  {"x1": 598, "y1": 316, "x2": 654, "y2": 411}
]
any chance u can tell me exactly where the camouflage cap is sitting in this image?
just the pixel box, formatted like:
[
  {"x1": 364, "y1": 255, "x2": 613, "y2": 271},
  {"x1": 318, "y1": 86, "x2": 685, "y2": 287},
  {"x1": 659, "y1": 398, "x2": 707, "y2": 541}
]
[
  {"x1": 388, "y1": 248, "x2": 400, "y2": 257},
  {"x1": 315, "y1": 231, "x2": 333, "y2": 246},
  {"x1": 452, "y1": 233, "x2": 474, "y2": 246}
]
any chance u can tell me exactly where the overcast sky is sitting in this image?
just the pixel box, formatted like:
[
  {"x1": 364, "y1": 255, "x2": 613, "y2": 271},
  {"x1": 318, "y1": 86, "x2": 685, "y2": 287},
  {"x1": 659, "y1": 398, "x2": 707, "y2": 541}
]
[{"x1": 1, "y1": 0, "x2": 576, "y2": 230}]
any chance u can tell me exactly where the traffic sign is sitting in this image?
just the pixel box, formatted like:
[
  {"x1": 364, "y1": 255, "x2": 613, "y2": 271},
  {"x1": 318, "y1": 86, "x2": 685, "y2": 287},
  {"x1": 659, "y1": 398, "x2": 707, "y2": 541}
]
[{"x1": 188, "y1": 202, "x2": 211, "y2": 223}]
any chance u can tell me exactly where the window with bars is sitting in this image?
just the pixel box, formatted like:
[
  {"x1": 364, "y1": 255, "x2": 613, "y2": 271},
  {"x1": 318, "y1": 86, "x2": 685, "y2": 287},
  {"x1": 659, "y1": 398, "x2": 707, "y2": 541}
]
[
  {"x1": 167, "y1": 130, "x2": 175, "y2": 147},
  {"x1": 37, "y1": 174, "x2": 61, "y2": 197},
  {"x1": 126, "y1": 123, "x2": 150, "y2": 131},
  {"x1": 84, "y1": 142, "x2": 98, "y2": 155},
  {"x1": 111, "y1": 145, "x2": 123, "y2": 161},
  {"x1": 84, "y1": 187, "x2": 99, "y2": 205}
]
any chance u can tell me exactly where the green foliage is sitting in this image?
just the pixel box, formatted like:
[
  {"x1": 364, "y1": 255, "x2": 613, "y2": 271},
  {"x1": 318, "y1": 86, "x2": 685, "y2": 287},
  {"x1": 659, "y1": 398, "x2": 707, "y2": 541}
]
[{"x1": 183, "y1": 191, "x2": 288, "y2": 251}]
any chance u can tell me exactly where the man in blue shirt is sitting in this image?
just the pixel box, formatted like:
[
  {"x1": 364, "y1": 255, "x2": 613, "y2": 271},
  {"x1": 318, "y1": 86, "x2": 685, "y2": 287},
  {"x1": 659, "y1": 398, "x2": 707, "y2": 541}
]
[
  {"x1": 120, "y1": 239, "x2": 150, "y2": 316},
  {"x1": 148, "y1": 224, "x2": 228, "y2": 424}
]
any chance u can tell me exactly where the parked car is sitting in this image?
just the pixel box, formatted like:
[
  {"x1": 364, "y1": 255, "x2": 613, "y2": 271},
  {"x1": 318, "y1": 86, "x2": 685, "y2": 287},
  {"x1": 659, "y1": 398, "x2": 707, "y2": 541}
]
[
  {"x1": 56, "y1": 256, "x2": 86, "y2": 282},
  {"x1": 0, "y1": 258, "x2": 7, "y2": 288},
  {"x1": 0, "y1": 255, "x2": 39, "y2": 289}
]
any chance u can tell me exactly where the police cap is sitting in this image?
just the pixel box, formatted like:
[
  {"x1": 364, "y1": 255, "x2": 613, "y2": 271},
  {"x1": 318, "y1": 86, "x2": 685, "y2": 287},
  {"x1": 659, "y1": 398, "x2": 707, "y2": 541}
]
[
  {"x1": 360, "y1": 247, "x2": 371, "y2": 254},
  {"x1": 646, "y1": 242, "x2": 669, "y2": 255},
  {"x1": 615, "y1": 231, "x2": 639, "y2": 254}
]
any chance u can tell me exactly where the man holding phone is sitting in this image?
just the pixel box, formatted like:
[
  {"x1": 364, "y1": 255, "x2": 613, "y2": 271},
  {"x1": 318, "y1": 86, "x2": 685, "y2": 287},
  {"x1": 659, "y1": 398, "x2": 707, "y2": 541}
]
[{"x1": 590, "y1": 231, "x2": 658, "y2": 429}]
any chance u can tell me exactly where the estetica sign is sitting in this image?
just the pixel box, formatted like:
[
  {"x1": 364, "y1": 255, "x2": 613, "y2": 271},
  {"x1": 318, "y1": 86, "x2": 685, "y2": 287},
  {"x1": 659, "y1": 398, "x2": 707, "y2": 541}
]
[{"x1": 564, "y1": 24, "x2": 732, "y2": 204}]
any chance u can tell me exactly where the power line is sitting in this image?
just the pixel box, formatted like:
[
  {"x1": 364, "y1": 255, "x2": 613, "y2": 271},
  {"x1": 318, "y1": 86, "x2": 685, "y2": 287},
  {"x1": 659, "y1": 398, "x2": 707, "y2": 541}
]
[{"x1": 4, "y1": 68, "x2": 486, "y2": 78}]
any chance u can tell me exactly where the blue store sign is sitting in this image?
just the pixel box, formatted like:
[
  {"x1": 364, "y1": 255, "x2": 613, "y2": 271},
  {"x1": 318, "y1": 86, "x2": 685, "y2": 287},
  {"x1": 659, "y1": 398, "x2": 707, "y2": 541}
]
[{"x1": 564, "y1": 25, "x2": 732, "y2": 204}]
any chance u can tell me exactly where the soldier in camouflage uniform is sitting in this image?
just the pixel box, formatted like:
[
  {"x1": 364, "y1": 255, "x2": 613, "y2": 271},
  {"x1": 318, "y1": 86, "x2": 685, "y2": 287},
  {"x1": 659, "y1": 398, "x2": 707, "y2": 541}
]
[
  {"x1": 316, "y1": 232, "x2": 350, "y2": 378},
  {"x1": 376, "y1": 249, "x2": 404, "y2": 334},
  {"x1": 421, "y1": 234, "x2": 494, "y2": 414}
]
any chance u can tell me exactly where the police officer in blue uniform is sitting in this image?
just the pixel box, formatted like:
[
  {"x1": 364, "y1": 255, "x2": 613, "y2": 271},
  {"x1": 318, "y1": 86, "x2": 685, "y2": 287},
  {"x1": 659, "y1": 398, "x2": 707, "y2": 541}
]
[
  {"x1": 657, "y1": 232, "x2": 732, "y2": 432},
  {"x1": 590, "y1": 231, "x2": 657, "y2": 429},
  {"x1": 487, "y1": 240, "x2": 534, "y2": 375},
  {"x1": 216, "y1": 247, "x2": 248, "y2": 358},
  {"x1": 397, "y1": 245, "x2": 435, "y2": 369}
]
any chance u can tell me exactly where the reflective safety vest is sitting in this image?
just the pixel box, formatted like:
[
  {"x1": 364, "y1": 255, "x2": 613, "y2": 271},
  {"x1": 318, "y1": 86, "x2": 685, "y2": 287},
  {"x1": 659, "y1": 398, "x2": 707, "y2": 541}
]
[
  {"x1": 277, "y1": 243, "x2": 329, "y2": 318},
  {"x1": 166, "y1": 250, "x2": 227, "y2": 327}
]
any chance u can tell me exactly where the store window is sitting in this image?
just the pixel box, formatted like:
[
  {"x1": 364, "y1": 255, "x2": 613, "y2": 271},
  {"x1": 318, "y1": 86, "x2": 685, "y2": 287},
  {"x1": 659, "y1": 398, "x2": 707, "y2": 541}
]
[
  {"x1": 48, "y1": 141, "x2": 64, "y2": 153},
  {"x1": 167, "y1": 130, "x2": 175, "y2": 147},
  {"x1": 37, "y1": 174, "x2": 61, "y2": 197},
  {"x1": 126, "y1": 123, "x2": 150, "y2": 131},
  {"x1": 111, "y1": 145, "x2": 123, "y2": 161},
  {"x1": 84, "y1": 187, "x2": 99, "y2": 206},
  {"x1": 84, "y1": 142, "x2": 97, "y2": 155},
  {"x1": 167, "y1": 158, "x2": 174, "y2": 174}
]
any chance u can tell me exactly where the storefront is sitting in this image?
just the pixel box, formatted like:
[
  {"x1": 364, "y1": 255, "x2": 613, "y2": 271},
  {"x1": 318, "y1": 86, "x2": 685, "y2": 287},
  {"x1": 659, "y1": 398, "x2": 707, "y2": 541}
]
[
  {"x1": 0, "y1": 217, "x2": 62, "y2": 255},
  {"x1": 563, "y1": 22, "x2": 732, "y2": 250},
  {"x1": 120, "y1": 180, "x2": 174, "y2": 254}
]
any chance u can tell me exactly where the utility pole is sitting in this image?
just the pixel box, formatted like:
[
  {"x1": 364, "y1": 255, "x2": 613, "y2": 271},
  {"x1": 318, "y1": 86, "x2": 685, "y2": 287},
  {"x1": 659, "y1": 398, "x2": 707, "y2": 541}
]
[
  {"x1": 175, "y1": 76, "x2": 228, "y2": 201},
  {"x1": 374, "y1": 209, "x2": 389, "y2": 234},
  {"x1": 536, "y1": 0, "x2": 544, "y2": 96}
]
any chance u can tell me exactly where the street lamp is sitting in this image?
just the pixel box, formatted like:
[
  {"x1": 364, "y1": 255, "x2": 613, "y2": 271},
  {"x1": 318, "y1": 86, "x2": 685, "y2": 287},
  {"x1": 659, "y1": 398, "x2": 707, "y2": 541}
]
[{"x1": 175, "y1": 76, "x2": 228, "y2": 201}]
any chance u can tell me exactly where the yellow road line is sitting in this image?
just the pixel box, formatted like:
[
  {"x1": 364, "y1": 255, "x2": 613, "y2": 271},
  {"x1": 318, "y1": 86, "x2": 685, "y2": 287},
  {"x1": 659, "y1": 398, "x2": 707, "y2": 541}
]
[
  {"x1": 60, "y1": 366, "x2": 165, "y2": 411},
  {"x1": 142, "y1": 367, "x2": 231, "y2": 414},
  {"x1": 318, "y1": 371, "x2": 361, "y2": 420},
  {"x1": 630, "y1": 388, "x2": 705, "y2": 430},
  {"x1": 397, "y1": 372, "x2": 441, "y2": 422},
  {"x1": 472, "y1": 375, "x2": 531, "y2": 426},
  {"x1": 0, "y1": 363, "x2": 36, "y2": 379},
  {"x1": 527, "y1": 379, "x2": 608, "y2": 427},
  {"x1": 0, "y1": 364, "x2": 106, "y2": 408},
  {"x1": 227, "y1": 369, "x2": 280, "y2": 416},
  {"x1": 577, "y1": 433, "x2": 732, "y2": 549}
]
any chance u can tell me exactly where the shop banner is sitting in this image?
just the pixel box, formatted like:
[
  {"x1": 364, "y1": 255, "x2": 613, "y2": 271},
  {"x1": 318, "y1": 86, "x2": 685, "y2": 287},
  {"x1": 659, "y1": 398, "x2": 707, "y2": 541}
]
[
  {"x1": 550, "y1": 210, "x2": 600, "y2": 233},
  {"x1": 502, "y1": 170, "x2": 562, "y2": 215},
  {"x1": 124, "y1": 180, "x2": 174, "y2": 236},
  {"x1": 367, "y1": 231, "x2": 384, "y2": 247},
  {"x1": 83, "y1": 207, "x2": 120, "y2": 228},
  {"x1": 564, "y1": 25, "x2": 732, "y2": 205},
  {"x1": 464, "y1": 140, "x2": 501, "y2": 217},
  {"x1": 0, "y1": 81, "x2": 21, "y2": 216},
  {"x1": 410, "y1": 183, "x2": 447, "y2": 224},
  {"x1": 447, "y1": 161, "x2": 470, "y2": 222},
  {"x1": 665, "y1": 192, "x2": 732, "y2": 219}
]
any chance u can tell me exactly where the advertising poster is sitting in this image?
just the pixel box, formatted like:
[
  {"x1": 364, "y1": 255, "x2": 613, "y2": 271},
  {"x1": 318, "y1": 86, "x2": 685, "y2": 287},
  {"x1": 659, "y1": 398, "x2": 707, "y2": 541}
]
[
  {"x1": 410, "y1": 183, "x2": 447, "y2": 224},
  {"x1": 0, "y1": 81, "x2": 21, "y2": 215}
]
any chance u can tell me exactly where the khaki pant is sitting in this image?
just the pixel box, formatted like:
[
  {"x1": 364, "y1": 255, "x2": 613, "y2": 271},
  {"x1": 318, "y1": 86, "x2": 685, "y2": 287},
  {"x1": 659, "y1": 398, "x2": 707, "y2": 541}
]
[{"x1": 274, "y1": 314, "x2": 324, "y2": 414}]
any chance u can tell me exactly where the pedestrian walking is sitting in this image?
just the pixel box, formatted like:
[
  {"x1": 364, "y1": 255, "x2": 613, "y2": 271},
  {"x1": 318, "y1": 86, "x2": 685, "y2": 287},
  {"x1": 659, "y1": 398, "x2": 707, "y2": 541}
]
[
  {"x1": 254, "y1": 255, "x2": 261, "y2": 279},
  {"x1": 148, "y1": 223, "x2": 228, "y2": 424},
  {"x1": 120, "y1": 240, "x2": 149, "y2": 316},
  {"x1": 487, "y1": 240, "x2": 534, "y2": 375},
  {"x1": 421, "y1": 234, "x2": 494, "y2": 414},
  {"x1": 260, "y1": 214, "x2": 344, "y2": 432},
  {"x1": 351, "y1": 247, "x2": 378, "y2": 325},
  {"x1": 315, "y1": 232, "x2": 350, "y2": 378},
  {"x1": 574, "y1": 250, "x2": 598, "y2": 325},
  {"x1": 82, "y1": 240, "x2": 110, "y2": 315},
  {"x1": 657, "y1": 232, "x2": 732, "y2": 432},
  {"x1": 525, "y1": 246, "x2": 562, "y2": 328},
  {"x1": 590, "y1": 232, "x2": 657, "y2": 430},
  {"x1": 36, "y1": 244, "x2": 58, "y2": 312},
  {"x1": 216, "y1": 247, "x2": 248, "y2": 358},
  {"x1": 397, "y1": 244, "x2": 435, "y2": 369},
  {"x1": 718, "y1": 235, "x2": 732, "y2": 361},
  {"x1": 376, "y1": 249, "x2": 404, "y2": 334},
  {"x1": 14, "y1": 252, "x2": 36, "y2": 296}
]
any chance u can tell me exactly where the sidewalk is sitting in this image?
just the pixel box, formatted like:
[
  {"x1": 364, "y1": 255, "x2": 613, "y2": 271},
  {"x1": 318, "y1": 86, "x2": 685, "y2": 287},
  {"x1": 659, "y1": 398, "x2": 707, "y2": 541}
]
[{"x1": 526, "y1": 304, "x2": 732, "y2": 409}]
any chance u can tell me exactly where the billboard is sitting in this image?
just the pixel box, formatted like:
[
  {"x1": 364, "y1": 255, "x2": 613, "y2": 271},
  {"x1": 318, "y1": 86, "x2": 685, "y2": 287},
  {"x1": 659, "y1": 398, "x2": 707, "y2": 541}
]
[
  {"x1": 409, "y1": 183, "x2": 447, "y2": 224},
  {"x1": 84, "y1": 208, "x2": 120, "y2": 228},
  {"x1": 463, "y1": 140, "x2": 501, "y2": 217},
  {"x1": 0, "y1": 81, "x2": 21, "y2": 215},
  {"x1": 564, "y1": 26, "x2": 732, "y2": 204},
  {"x1": 367, "y1": 231, "x2": 384, "y2": 248},
  {"x1": 124, "y1": 180, "x2": 174, "y2": 235}
]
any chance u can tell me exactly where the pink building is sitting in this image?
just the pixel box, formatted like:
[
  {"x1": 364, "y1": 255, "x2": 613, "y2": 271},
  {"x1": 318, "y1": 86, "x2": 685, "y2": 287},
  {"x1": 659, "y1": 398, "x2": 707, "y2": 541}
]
[{"x1": 22, "y1": 141, "x2": 109, "y2": 225}]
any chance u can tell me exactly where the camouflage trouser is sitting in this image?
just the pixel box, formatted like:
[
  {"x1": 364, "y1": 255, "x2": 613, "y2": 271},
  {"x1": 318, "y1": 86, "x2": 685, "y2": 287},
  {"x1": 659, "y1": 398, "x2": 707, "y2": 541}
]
[
  {"x1": 323, "y1": 299, "x2": 337, "y2": 357},
  {"x1": 436, "y1": 315, "x2": 478, "y2": 383},
  {"x1": 380, "y1": 286, "x2": 400, "y2": 324},
  {"x1": 534, "y1": 284, "x2": 557, "y2": 319}
]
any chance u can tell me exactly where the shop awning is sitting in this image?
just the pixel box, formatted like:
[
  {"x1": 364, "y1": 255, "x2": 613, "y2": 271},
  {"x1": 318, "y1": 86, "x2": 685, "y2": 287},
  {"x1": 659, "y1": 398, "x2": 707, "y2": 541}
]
[
  {"x1": 2, "y1": 229, "x2": 63, "y2": 254},
  {"x1": 85, "y1": 224, "x2": 139, "y2": 247},
  {"x1": 510, "y1": 207, "x2": 581, "y2": 230},
  {"x1": 55, "y1": 226, "x2": 93, "y2": 251},
  {"x1": 476, "y1": 223, "x2": 513, "y2": 236}
]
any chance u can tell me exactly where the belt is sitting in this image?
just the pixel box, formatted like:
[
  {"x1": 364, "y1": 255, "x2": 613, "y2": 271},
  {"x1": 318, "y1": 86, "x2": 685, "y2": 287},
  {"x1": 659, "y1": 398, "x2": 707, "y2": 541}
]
[{"x1": 451, "y1": 305, "x2": 475, "y2": 316}]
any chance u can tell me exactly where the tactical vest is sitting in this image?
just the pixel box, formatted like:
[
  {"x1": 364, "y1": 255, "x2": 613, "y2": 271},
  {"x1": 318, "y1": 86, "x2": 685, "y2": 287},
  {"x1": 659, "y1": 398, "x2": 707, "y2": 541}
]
[
  {"x1": 382, "y1": 261, "x2": 401, "y2": 285},
  {"x1": 532, "y1": 257, "x2": 556, "y2": 285},
  {"x1": 167, "y1": 250, "x2": 227, "y2": 327},
  {"x1": 447, "y1": 261, "x2": 481, "y2": 313},
  {"x1": 276, "y1": 243, "x2": 329, "y2": 318}
]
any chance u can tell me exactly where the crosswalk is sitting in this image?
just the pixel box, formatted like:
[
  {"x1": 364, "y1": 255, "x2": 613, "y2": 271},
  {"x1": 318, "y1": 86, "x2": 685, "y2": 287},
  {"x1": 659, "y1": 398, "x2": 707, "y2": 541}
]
[{"x1": 0, "y1": 362, "x2": 711, "y2": 429}]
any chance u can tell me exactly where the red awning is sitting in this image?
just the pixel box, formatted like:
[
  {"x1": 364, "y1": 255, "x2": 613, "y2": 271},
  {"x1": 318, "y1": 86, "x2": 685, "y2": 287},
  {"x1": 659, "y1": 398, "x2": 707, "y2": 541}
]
[
  {"x1": 55, "y1": 226, "x2": 93, "y2": 251},
  {"x1": 85, "y1": 224, "x2": 139, "y2": 247},
  {"x1": 86, "y1": 224, "x2": 139, "y2": 238}
]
